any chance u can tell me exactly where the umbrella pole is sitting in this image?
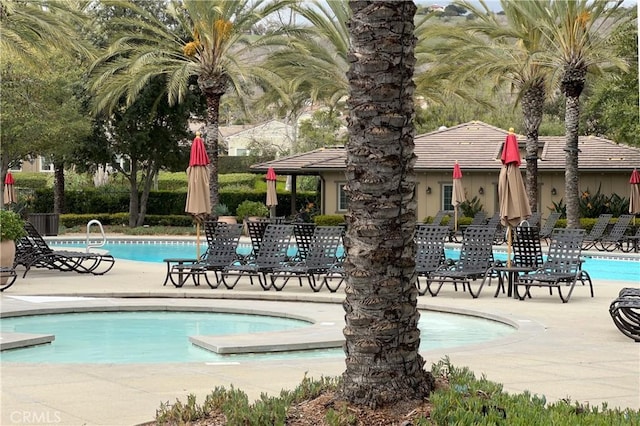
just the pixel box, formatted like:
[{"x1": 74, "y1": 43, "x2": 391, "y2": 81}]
[
  {"x1": 506, "y1": 226, "x2": 512, "y2": 268},
  {"x1": 196, "y1": 222, "x2": 201, "y2": 259},
  {"x1": 454, "y1": 207, "x2": 458, "y2": 232}
]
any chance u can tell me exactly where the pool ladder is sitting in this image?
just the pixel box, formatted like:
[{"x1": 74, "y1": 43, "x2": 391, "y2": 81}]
[{"x1": 85, "y1": 219, "x2": 107, "y2": 253}]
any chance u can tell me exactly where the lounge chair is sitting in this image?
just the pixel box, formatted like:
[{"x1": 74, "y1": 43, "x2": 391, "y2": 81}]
[
  {"x1": 221, "y1": 224, "x2": 294, "y2": 290},
  {"x1": 620, "y1": 225, "x2": 640, "y2": 253},
  {"x1": 292, "y1": 222, "x2": 317, "y2": 261},
  {"x1": 245, "y1": 219, "x2": 270, "y2": 260},
  {"x1": 167, "y1": 223, "x2": 243, "y2": 288},
  {"x1": 426, "y1": 225, "x2": 496, "y2": 298},
  {"x1": 515, "y1": 228, "x2": 593, "y2": 303},
  {"x1": 270, "y1": 226, "x2": 343, "y2": 292},
  {"x1": 486, "y1": 225, "x2": 544, "y2": 298},
  {"x1": 415, "y1": 224, "x2": 450, "y2": 296},
  {"x1": 539, "y1": 212, "x2": 561, "y2": 243},
  {"x1": 609, "y1": 287, "x2": 640, "y2": 342},
  {"x1": 430, "y1": 210, "x2": 449, "y2": 226},
  {"x1": 581, "y1": 214, "x2": 613, "y2": 250},
  {"x1": 15, "y1": 221, "x2": 115, "y2": 277},
  {"x1": 596, "y1": 214, "x2": 633, "y2": 252},
  {"x1": 450, "y1": 211, "x2": 487, "y2": 243}
]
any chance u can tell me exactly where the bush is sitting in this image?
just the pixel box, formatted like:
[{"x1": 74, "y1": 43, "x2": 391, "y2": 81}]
[
  {"x1": 236, "y1": 200, "x2": 269, "y2": 219},
  {"x1": 313, "y1": 215, "x2": 345, "y2": 226}
]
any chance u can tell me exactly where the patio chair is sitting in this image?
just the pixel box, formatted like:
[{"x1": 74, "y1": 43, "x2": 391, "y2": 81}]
[
  {"x1": 292, "y1": 222, "x2": 317, "y2": 261},
  {"x1": 430, "y1": 210, "x2": 448, "y2": 226},
  {"x1": 609, "y1": 287, "x2": 640, "y2": 342},
  {"x1": 515, "y1": 228, "x2": 593, "y2": 303},
  {"x1": 620, "y1": 225, "x2": 640, "y2": 253},
  {"x1": 0, "y1": 265, "x2": 18, "y2": 291},
  {"x1": 15, "y1": 221, "x2": 115, "y2": 277},
  {"x1": 525, "y1": 212, "x2": 542, "y2": 228},
  {"x1": 426, "y1": 225, "x2": 497, "y2": 298},
  {"x1": 450, "y1": 211, "x2": 487, "y2": 243},
  {"x1": 245, "y1": 219, "x2": 270, "y2": 259},
  {"x1": 539, "y1": 212, "x2": 561, "y2": 243},
  {"x1": 581, "y1": 214, "x2": 613, "y2": 250},
  {"x1": 486, "y1": 226, "x2": 544, "y2": 298},
  {"x1": 221, "y1": 224, "x2": 293, "y2": 290},
  {"x1": 415, "y1": 225, "x2": 450, "y2": 296},
  {"x1": 270, "y1": 226, "x2": 343, "y2": 292},
  {"x1": 167, "y1": 223, "x2": 243, "y2": 288},
  {"x1": 596, "y1": 214, "x2": 633, "y2": 252}
]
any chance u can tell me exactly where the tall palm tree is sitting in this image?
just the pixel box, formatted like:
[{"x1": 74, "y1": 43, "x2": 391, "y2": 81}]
[
  {"x1": 342, "y1": 1, "x2": 434, "y2": 408},
  {"x1": 0, "y1": 0, "x2": 89, "y2": 63},
  {"x1": 90, "y1": 0, "x2": 295, "y2": 209},
  {"x1": 418, "y1": 0, "x2": 553, "y2": 213},
  {"x1": 530, "y1": 0, "x2": 632, "y2": 228}
]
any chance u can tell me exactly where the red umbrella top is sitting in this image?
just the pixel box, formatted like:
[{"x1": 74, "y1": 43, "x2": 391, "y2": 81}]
[
  {"x1": 453, "y1": 161, "x2": 462, "y2": 179},
  {"x1": 189, "y1": 132, "x2": 210, "y2": 167},
  {"x1": 266, "y1": 167, "x2": 277, "y2": 181},
  {"x1": 501, "y1": 128, "x2": 521, "y2": 167},
  {"x1": 630, "y1": 169, "x2": 640, "y2": 185},
  {"x1": 4, "y1": 172, "x2": 15, "y2": 185}
]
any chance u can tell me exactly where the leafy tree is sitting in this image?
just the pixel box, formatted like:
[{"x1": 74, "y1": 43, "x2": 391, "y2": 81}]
[
  {"x1": 342, "y1": 0, "x2": 434, "y2": 408},
  {"x1": 297, "y1": 110, "x2": 347, "y2": 152},
  {"x1": 90, "y1": 0, "x2": 295, "y2": 213},
  {"x1": 582, "y1": 10, "x2": 639, "y2": 146},
  {"x1": 532, "y1": 0, "x2": 633, "y2": 228}
]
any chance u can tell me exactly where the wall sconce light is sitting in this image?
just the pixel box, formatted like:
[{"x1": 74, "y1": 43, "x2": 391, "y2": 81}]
[
  {"x1": 551, "y1": 188, "x2": 557, "y2": 196},
  {"x1": 478, "y1": 187, "x2": 484, "y2": 195},
  {"x1": 426, "y1": 186, "x2": 432, "y2": 194}
]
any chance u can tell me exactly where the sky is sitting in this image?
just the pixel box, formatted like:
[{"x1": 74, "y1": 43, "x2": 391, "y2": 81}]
[{"x1": 418, "y1": 0, "x2": 639, "y2": 12}]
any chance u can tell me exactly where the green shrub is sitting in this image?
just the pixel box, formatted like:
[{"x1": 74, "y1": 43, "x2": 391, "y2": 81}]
[
  {"x1": 313, "y1": 215, "x2": 345, "y2": 226},
  {"x1": 236, "y1": 200, "x2": 269, "y2": 219},
  {"x1": 0, "y1": 210, "x2": 27, "y2": 241}
]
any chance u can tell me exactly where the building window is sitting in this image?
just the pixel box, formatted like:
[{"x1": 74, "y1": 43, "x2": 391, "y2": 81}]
[
  {"x1": 236, "y1": 148, "x2": 249, "y2": 156},
  {"x1": 39, "y1": 156, "x2": 54, "y2": 172},
  {"x1": 337, "y1": 183, "x2": 348, "y2": 211},
  {"x1": 442, "y1": 184, "x2": 453, "y2": 210}
]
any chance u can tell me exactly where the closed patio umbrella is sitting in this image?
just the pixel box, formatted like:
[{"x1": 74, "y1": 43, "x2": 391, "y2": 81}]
[
  {"x1": 185, "y1": 132, "x2": 211, "y2": 258},
  {"x1": 266, "y1": 167, "x2": 278, "y2": 218},
  {"x1": 630, "y1": 169, "x2": 640, "y2": 225},
  {"x1": 3, "y1": 171, "x2": 17, "y2": 205},
  {"x1": 499, "y1": 128, "x2": 531, "y2": 267},
  {"x1": 451, "y1": 161, "x2": 465, "y2": 232}
]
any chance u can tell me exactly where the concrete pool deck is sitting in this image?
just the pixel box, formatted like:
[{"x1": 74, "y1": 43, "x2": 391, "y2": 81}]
[{"x1": 1, "y1": 253, "x2": 639, "y2": 425}]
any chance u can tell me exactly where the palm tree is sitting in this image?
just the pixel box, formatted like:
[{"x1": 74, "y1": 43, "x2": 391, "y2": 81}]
[
  {"x1": 418, "y1": 0, "x2": 554, "y2": 213},
  {"x1": 530, "y1": 0, "x2": 632, "y2": 228},
  {"x1": 342, "y1": 1, "x2": 434, "y2": 408},
  {"x1": 90, "y1": 0, "x2": 295, "y2": 209},
  {"x1": 0, "y1": 0, "x2": 89, "y2": 64}
]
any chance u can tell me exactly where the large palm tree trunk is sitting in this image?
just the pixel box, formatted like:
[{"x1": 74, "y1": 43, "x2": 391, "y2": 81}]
[
  {"x1": 521, "y1": 82, "x2": 545, "y2": 214},
  {"x1": 200, "y1": 78, "x2": 227, "y2": 211},
  {"x1": 341, "y1": 0, "x2": 434, "y2": 408}
]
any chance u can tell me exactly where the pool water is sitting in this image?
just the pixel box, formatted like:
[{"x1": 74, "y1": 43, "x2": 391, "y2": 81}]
[
  {"x1": 56, "y1": 241, "x2": 640, "y2": 282},
  {"x1": 0, "y1": 310, "x2": 513, "y2": 364}
]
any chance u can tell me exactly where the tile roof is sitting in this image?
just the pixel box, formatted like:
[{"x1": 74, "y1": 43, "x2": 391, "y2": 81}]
[{"x1": 251, "y1": 121, "x2": 640, "y2": 173}]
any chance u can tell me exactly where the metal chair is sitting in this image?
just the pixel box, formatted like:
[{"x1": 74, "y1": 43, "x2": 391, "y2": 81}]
[
  {"x1": 270, "y1": 226, "x2": 343, "y2": 292},
  {"x1": 581, "y1": 214, "x2": 613, "y2": 250},
  {"x1": 426, "y1": 225, "x2": 497, "y2": 298},
  {"x1": 221, "y1": 224, "x2": 293, "y2": 290},
  {"x1": 516, "y1": 228, "x2": 593, "y2": 303},
  {"x1": 414, "y1": 224, "x2": 450, "y2": 296},
  {"x1": 596, "y1": 214, "x2": 633, "y2": 252}
]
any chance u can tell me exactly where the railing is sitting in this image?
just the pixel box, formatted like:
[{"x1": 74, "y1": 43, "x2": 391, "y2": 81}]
[{"x1": 86, "y1": 219, "x2": 107, "y2": 253}]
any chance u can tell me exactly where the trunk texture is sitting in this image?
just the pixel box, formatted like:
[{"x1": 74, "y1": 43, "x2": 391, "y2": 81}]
[
  {"x1": 199, "y1": 74, "x2": 228, "y2": 211},
  {"x1": 128, "y1": 161, "x2": 139, "y2": 227},
  {"x1": 341, "y1": 0, "x2": 434, "y2": 409},
  {"x1": 135, "y1": 162, "x2": 157, "y2": 227},
  {"x1": 521, "y1": 81, "x2": 544, "y2": 213},
  {"x1": 53, "y1": 162, "x2": 65, "y2": 214},
  {"x1": 561, "y1": 65, "x2": 586, "y2": 229}
]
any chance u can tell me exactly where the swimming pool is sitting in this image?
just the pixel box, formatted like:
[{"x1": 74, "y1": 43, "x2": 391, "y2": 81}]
[
  {"x1": 0, "y1": 310, "x2": 514, "y2": 363},
  {"x1": 55, "y1": 239, "x2": 640, "y2": 282}
]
